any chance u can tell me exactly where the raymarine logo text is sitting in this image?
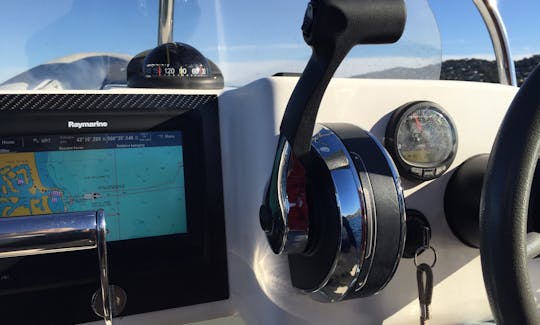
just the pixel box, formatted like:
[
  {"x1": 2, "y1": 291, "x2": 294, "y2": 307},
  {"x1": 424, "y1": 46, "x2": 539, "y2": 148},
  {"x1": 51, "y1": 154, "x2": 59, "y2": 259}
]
[{"x1": 67, "y1": 121, "x2": 109, "y2": 129}]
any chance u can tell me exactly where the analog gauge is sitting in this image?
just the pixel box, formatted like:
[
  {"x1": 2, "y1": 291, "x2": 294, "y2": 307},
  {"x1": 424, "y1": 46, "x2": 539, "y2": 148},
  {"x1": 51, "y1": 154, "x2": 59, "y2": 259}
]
[{"x1": 385, "y1": 101, "x2": 458, "y2": 181}]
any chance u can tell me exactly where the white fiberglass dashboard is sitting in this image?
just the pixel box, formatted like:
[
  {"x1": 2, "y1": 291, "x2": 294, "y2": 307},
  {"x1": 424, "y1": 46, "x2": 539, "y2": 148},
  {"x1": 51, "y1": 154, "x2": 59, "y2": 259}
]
[
  {"x1": 1, "y1": 78, "x2": 539, "y2": 325},
  {"x1": 214, "y1": 77, "x2": 540, "y2": 325}
]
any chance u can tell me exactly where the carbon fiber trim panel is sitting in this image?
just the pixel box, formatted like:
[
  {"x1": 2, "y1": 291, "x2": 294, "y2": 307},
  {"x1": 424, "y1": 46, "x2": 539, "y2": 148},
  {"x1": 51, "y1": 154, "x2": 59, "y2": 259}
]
[{"x1": 0, "y1": 94, "x2": 216, "y2": 112}]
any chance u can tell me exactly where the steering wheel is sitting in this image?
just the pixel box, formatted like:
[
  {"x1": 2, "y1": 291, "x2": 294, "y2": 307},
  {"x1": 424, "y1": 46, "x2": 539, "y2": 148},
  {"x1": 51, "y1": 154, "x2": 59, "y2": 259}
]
[{"x1": 480, "y1": 65, "x2": 540, "y2": 324}]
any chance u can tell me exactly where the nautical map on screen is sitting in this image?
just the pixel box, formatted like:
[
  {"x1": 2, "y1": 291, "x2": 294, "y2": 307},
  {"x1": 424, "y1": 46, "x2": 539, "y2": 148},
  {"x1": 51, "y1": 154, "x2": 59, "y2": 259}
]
[{"x1": 0, "y1": 131, "x2": 187, "y2": 241}]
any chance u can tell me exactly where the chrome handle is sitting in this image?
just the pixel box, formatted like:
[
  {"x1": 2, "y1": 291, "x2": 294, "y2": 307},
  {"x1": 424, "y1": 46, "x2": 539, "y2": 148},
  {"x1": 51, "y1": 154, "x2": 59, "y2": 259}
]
[
  {"x1": 96, "y1": 210, "x2": 113, "y2": 325},
  {"x1": 473, "y1": 0, "x2": 517, "y2": 86},
  {"x1": 0, "y1": 210, "x2": 113, "y2": 325}
]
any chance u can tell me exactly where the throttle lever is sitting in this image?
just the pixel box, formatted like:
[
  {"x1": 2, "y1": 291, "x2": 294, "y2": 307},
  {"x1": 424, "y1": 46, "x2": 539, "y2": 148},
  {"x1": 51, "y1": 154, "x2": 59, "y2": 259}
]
[
  {"x1": 261, "y1": 0, "x2": 406, "y2": 255},
  {"x1": 281, "y1": 0, "x2": 407, "y2": 159}
]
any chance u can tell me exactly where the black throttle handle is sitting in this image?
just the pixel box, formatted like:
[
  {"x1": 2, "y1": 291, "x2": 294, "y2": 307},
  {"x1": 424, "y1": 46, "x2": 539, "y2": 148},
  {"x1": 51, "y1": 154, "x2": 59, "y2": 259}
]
[{"x1": 281, "y1": 0, "x2": 407, "y2": 159}]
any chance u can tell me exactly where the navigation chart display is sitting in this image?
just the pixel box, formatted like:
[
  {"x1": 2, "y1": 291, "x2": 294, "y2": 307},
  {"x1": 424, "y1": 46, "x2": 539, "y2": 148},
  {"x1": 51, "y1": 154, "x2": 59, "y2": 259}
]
[{"x1": 0, "y1": 131, "x2": 187, "y2": 241}]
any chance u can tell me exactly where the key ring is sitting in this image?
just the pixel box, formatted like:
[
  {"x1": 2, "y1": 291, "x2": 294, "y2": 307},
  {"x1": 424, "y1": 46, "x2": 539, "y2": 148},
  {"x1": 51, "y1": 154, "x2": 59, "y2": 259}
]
[{"x1": 414, "y1": 245, "x2": 437, "y2": 268}]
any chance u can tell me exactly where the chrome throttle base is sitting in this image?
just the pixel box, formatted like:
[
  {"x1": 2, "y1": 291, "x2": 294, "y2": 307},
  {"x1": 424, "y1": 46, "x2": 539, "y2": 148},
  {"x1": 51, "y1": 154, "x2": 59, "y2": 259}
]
[{"x1": 261, "y1": 124, "x2": 406, "y2": 302}]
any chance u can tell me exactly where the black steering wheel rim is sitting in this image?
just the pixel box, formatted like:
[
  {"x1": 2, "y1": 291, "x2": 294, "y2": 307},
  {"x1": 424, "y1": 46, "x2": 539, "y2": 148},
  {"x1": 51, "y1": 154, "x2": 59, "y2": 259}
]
[{"x1": 480, "y1": 65, "x2": 540, "y2": 324}]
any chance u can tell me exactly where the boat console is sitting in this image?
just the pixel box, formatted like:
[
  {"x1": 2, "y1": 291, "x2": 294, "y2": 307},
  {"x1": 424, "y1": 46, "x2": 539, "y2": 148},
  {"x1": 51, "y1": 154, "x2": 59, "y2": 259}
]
[{"x1": 0, "y1": 0, "x2": 539, "y2": 324}]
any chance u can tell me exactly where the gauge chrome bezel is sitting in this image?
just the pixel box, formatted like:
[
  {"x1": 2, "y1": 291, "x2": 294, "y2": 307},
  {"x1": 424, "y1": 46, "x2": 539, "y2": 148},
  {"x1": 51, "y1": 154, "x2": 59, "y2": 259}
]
[{"x1": 384, "y1": 101, "x2": 458, "y2": 181}]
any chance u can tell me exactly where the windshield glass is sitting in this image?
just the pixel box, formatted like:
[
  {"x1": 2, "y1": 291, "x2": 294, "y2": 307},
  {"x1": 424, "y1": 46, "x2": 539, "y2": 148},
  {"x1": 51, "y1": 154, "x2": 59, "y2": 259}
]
[{"x1": 0, "y1": 0, "x2": 441, "y2": 90}]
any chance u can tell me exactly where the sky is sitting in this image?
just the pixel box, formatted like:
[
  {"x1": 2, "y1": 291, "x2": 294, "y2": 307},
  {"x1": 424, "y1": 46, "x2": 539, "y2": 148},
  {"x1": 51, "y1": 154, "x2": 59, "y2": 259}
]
[
  {"x1": 0, "y1": 0, "x2": 539, "y2": 85},
  {"x1": 430, "y1": 0, "x2": 540, "y2": 59}
]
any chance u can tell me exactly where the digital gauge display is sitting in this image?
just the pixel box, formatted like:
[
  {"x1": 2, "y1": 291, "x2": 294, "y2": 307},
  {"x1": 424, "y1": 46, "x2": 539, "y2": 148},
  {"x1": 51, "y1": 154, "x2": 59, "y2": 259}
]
[
  {"x1": 385, "y1": 101, "x2": 458, "y2": 181},
  {"x1": 0, "y1": 131, "x2": 187, "y2": 241}
]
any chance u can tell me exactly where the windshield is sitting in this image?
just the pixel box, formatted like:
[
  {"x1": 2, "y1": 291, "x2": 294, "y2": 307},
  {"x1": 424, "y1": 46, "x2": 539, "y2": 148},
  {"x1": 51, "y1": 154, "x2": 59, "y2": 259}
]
[{"x1": 0, "y1": 0, "x2": 441, "y2": 90}]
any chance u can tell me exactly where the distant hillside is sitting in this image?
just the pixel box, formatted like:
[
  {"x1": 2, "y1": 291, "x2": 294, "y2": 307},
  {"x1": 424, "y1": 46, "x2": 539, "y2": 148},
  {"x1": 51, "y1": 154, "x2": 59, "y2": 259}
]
[
  {"x1": 357, "y1": 64, "x2": 440, "y2": 80},
  {"x1": 441, "y1": 55, "x2": 540, "y2": 86},
  {"x1": 356, "y1": 55, "x2": 540, "y2": 86}
]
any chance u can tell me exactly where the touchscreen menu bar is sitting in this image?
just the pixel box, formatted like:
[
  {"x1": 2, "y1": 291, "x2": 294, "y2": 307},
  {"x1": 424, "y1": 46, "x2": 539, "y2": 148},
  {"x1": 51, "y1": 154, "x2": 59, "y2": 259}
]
[{"x1": 0, "y1": 131, "x2": 182, "y2": 153}]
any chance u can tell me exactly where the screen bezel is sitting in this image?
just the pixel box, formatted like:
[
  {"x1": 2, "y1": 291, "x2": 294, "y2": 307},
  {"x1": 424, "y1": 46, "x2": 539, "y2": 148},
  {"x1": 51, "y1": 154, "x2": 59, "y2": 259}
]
[{"x1": 0, "y1": 98, "x2": 229, "y2": 323}]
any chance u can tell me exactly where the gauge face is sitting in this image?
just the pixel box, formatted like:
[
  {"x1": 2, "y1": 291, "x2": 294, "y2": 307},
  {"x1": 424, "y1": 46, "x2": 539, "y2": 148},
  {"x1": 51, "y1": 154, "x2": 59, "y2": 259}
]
[
  {"x1": 397, "y1": 108, "x2": 454, "y2": 165},
  {"x1": 385, "y1": 102, "x2": 458, "y2": 181}
]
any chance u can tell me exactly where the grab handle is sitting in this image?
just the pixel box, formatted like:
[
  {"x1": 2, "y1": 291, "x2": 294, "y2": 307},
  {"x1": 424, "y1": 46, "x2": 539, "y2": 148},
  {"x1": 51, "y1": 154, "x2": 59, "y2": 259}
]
[{"x1": 0, "y1": 210, "x2": 113, "y2": 325}]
